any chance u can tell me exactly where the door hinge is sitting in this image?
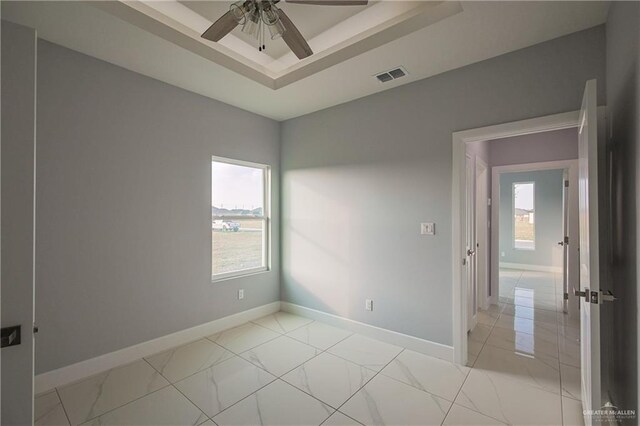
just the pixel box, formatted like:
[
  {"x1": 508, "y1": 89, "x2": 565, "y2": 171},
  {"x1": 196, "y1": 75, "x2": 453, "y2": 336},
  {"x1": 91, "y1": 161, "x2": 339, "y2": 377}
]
[
  {"x1": 564, "y1": 236, "x2": 569, "y2": 245},
  {"x1": 565, "y1": 180, "x2": 569, "y2": 187},
  {"x1": 563, "y1": 292, "x2": 569, "y2": 300}
]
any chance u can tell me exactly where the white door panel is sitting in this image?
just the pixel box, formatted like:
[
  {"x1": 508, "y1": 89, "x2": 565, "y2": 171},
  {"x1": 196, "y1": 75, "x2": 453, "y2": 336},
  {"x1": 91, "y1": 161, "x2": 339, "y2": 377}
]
[{"x1": 578, "y1": 79, "x2": 601, "y2": 425}]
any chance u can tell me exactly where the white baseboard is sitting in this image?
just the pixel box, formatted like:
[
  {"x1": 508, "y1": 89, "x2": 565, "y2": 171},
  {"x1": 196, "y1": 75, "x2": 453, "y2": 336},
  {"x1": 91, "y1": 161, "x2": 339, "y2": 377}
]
[
  {"x1": 280, "y1": 302, "x2": 453, "y2": 362},
  {"x1": 35, "y1": 301, "x2": 281, "y2": 394},
  {"x1": 500, "y1": 262, "x2": 562, "y2": 273}
]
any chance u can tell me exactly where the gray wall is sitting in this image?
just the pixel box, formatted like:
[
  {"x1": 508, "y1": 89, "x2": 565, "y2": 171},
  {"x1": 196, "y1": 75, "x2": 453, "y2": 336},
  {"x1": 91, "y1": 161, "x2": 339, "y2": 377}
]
[
  {"x1": 604, "y1": 1, "x2": 639, "y2": 418},
  {"x1": 498, "y1": 170, "x2": 564, "y2": 267},
  {"x1": 1, "y1": 21, "x2": 36, "y2": 426},
  {"x1": 35, "y1": 40, "x2": 280, "y2": 373},
  {"x1": 281, "y1": 26, "x2": 605, "y2": 346},
  {"x1": 490, "y1": 128, "x2": 578, "y2": 167}
]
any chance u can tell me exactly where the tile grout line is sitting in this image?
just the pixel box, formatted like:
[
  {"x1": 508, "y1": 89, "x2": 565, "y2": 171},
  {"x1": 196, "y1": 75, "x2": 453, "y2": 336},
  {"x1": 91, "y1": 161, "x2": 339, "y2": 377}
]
[
  {"x1": 54, "y1": 387, "x2": 73, "y2": 426},
  {"x1": 200, "y1": 320, "x2": 355, "y2": 424},
  {"x1": 75, "y1": 384, "x2": 174, "y2": 425},
  {"x1": 446, "y1": 303, "x2": 503, "y2": 424},
  {"x1": 330, "y1": 348, "x2": 406, "y2": 421},
  {"x1": 140, "y1": 357, "x2": 212, "y2": 425},
  {"x1": 60, "y1": 318, "x2": 296, "y2": 425}
]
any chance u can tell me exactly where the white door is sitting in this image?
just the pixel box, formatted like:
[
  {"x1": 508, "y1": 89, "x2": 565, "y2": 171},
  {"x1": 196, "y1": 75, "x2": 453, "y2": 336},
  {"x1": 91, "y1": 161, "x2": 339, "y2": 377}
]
[
  {"x1": 475, "y1": 159, "x2": 488, "y2": 311},
  {"x1": 577, "y1": 79, "x2": 601, "y2": 424},
  {"x1": 561, "y1": 171, "x2": 569, "y2": 314},
  {"x1": 466, "y1": 154, "x2": 477, "y2": 331},
  {"x1": 1, "y1": 22, "x2": 37, "y2": 425}
]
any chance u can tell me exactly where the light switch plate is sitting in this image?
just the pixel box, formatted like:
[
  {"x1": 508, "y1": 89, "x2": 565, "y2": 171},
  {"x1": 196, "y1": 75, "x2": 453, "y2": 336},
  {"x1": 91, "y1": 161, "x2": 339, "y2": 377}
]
[
  {"x1": 365, "y1": 299, "x2": 373, "y2": 311},
  {"x1": 421, "y1": 223, "x2": 436, "y2": 235},
  {"x1": 238, "y1": 289, "x2": 244, "y2": 300}
]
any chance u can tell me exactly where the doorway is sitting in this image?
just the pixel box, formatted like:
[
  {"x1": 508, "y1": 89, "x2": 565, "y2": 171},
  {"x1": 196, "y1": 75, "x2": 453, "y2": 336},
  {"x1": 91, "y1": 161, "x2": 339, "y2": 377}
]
[
  {"x1": 452, "y1": 111, "x2": 583, "y2": 364},
  {"x1": 493, "y1": 162, "x2": 578, "y2": 318}
]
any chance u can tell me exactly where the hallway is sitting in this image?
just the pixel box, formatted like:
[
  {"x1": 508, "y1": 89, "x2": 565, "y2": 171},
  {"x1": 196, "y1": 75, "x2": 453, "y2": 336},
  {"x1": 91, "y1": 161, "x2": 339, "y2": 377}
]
[{"x1": 468, "y1": 269, "x2": 583, "y2": 425}]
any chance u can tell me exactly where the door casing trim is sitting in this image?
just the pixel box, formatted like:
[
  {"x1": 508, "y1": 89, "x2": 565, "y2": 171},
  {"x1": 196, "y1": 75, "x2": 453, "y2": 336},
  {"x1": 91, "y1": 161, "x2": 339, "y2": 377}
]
[{"x1": 451, "y1": 110, "x2": 580, "y2": 365}]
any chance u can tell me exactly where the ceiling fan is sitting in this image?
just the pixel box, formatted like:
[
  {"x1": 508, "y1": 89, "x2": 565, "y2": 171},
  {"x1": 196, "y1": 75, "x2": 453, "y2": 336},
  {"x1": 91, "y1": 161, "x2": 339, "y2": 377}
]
[{"x1": 201, "y1": 0, "x2": 368, "y2": 60}]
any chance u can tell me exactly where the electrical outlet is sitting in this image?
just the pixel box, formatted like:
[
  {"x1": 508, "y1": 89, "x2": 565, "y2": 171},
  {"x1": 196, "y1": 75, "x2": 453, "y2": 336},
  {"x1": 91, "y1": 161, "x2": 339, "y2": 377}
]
[
  {"x1": 238, "y1": 289, "x2": 244, "y2": 300},
  {"x1": 365, "y1": 299, "x2": 373, "y2": 311},
  {"x1": 421, "y1": 223, "x2": 435, "y2": 235}
]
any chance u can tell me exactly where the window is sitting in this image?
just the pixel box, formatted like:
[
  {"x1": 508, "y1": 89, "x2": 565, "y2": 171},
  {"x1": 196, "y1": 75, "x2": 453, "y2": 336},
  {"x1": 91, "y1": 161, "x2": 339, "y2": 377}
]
[
  {"x1": 513, "y1": 182, "x2": 535, "y2": 250},
  {"x1": 211, "y1": 157, "x2": 269, "y2": 280}
]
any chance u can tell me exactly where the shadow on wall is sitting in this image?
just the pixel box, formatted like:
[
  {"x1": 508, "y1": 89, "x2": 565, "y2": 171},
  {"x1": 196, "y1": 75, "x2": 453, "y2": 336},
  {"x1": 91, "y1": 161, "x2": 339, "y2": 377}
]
[{"x1": 608, "y1": 38, "x2": 638, "y2": 420}]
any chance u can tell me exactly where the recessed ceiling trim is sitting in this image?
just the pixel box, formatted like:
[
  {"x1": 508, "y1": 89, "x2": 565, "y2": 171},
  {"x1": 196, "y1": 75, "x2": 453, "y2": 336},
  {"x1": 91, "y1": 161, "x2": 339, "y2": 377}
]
[
  {"x1": 94, "y1": 1, "x2": 278, "y2": 87},
  {"x1": 274, "y1": 1, "x2": 461, "y2": 88},
  {"x1": 95, "y1": 0, "x2": 462, "y2": 90}
]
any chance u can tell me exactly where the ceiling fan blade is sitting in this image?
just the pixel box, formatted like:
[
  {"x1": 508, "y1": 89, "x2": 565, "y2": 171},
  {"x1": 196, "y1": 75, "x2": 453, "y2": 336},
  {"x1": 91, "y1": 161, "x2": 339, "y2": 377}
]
[
  {"x1": 277, "y1": 9, "x2": 313, "y2": 59},
  {"x1": 201, "y1": 10, "x2": 239, "y2": 42},
  {"x1": 285, "y1": 0, "x2": 368, "y2": 5}
]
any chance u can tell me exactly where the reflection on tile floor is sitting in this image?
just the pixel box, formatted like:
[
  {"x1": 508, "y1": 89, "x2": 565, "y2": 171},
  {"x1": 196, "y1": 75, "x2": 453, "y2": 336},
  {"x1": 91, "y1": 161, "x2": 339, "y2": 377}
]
[
  {"x1": 35, "y1": 271, "x2": 583, "y2": 425},
  {"x1": 465, "y1": 268, "x2": 583, "y2": 426}
]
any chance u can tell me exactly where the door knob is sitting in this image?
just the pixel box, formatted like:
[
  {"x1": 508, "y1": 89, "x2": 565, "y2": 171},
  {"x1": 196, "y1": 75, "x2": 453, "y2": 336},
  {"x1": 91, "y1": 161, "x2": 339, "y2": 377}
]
[
  {"x1": 557, "y1": 241, "x2": 564, "y2": 246},
  {"x1": 467, "y1": 249, "x2": 475, "y2": 256}
]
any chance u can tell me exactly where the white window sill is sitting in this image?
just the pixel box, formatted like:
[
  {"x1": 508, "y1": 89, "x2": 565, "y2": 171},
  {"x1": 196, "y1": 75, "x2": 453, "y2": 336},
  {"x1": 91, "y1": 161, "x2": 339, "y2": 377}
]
[{"x1": 212, "y1": 267, "x2": 270, "y2": 283}]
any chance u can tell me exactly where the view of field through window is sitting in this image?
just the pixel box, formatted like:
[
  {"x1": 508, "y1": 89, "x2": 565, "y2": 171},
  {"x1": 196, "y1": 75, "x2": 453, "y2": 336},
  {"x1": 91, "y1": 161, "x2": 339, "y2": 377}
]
[
  {"x1": 212, "y1": 160, "x2": 266, "y2": 276},
  {"x1": 514, "y1": 182, "x2": 535, "y2": 250}
]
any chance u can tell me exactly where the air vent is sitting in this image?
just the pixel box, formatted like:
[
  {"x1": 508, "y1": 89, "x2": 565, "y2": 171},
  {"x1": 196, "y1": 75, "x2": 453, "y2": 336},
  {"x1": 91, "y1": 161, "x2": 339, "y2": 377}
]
[
  {"x1": 374, "y1": 66, "x2": 408, "y2": 83},
  {"x1": 376, "y1": 73, "x2": 393, "y2": 83}
]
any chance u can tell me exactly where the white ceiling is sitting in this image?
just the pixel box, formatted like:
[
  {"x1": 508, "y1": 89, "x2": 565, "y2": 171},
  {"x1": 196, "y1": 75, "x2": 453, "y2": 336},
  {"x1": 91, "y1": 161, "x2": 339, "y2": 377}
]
[{"x1": 2, "y1": 1, "x2": 609, "y2": 121}]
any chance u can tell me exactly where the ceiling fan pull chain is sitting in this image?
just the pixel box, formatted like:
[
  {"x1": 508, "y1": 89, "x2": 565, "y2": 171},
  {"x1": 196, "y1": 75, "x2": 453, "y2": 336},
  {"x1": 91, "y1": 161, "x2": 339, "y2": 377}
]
[{"x1": 262, "y1": 17, "x2": 266, "y2": 51}]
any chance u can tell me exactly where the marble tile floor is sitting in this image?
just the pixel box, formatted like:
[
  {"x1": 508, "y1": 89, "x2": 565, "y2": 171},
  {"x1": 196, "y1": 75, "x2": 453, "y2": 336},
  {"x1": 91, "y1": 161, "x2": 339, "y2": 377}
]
[
  {"x1": 35, "y1": 302, "x2": 583, "y2": 425},
  {"x1": 464, "y1": 269, "x2": 583, "y2": 425}
]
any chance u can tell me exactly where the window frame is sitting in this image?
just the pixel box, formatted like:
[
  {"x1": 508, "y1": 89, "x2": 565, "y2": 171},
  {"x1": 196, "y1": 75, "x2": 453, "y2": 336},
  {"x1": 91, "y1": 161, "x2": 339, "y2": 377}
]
[
  {"x1": 211, "y1": 156, "x2": 271, "y2": 282},
  {"x1": 512, "y1": 181, "x2": 535, "y2": 251}
]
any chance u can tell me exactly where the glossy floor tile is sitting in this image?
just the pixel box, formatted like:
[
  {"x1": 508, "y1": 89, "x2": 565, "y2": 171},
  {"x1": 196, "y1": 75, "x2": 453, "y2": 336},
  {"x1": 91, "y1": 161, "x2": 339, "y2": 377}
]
[
  {"x1": 485, "y1": 324, "x2": 559, "y2": 358},
  {"x1": 212, "y1": 379, "x2": 333, "y2": 426},
  {"x1": 241, "y1": 335, "x2": 321, "y2": 376},
  {"x1": 560, "y1": 362, "x2": 582, "y2": 401},
  {"x1": 282, "y1": 352, "x2": 375, "y2": 408},
  {"x1": 35, "y1": 390, "x2": 70, "y2": 426},
  {"x1": 456, "y1": 369, "x2": 563, "y2": 425},
  {"x1": 474, "y1": 335, "x2": 561, "y2": 395},
  {"x1": 145, "y1": 339, "x2": 233, "y2": 383},
  {"x1": 327, "y1": 334, "x2": 402, "y2": 372},
  {"x1": 252, "y1": 312, "x2": 314, "y2": 334},
  {"x1": 83, "y1": 386, "x2": 206, "y2": 426},
  {"x1": 340, "y1": 374, "x2": 452, "y2": 426},
  {"x1": 562, "y1": 396, "x2": 586, "y2": 426},
  {"x1": 57, "y1": 359, "x2": 169, "y2": 425},
  {"x1": 174, "y1": 356, "x2": 275, "y2": 418},
  {"x1": 465, "y1": 269, "x2": 583, "y2": 426},
  {"x1": 286, "y1": 321, "x2": 352, "y2": 350},
  {"x1": 322, "y1": 411, "x2": 362, "y2": 426},
  {"x1": 559, "y1": 335, "x2": 581, "y2": 368},
  {"x1": 380, "y1": 349, "x2": 469, "y2": 400},
  {"x1": 44, "y1": 305, "x2": 580, "y2": 426},
  {"x1": 208, "y1": 322, "x2": 280, "y2": 354},
  {"x1": 442, "y1": 404, "x2": 507, "y2": 425}
]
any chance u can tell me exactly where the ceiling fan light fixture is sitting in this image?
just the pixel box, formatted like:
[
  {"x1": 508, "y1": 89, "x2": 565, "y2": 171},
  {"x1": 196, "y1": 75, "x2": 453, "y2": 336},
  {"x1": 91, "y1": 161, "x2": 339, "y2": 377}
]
[
  {"x1": 268, "y1": 19, "x2": 286, "y2": 40},
  {"x1": 241, "y1": 6, "x2": 261, "y2": 39},
  {"x1": 229, "y1": 1, "x2": 248, "y2": 24},
  {"x1": 261, "y1": 3, "x2": 279, "y2": 25}
]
